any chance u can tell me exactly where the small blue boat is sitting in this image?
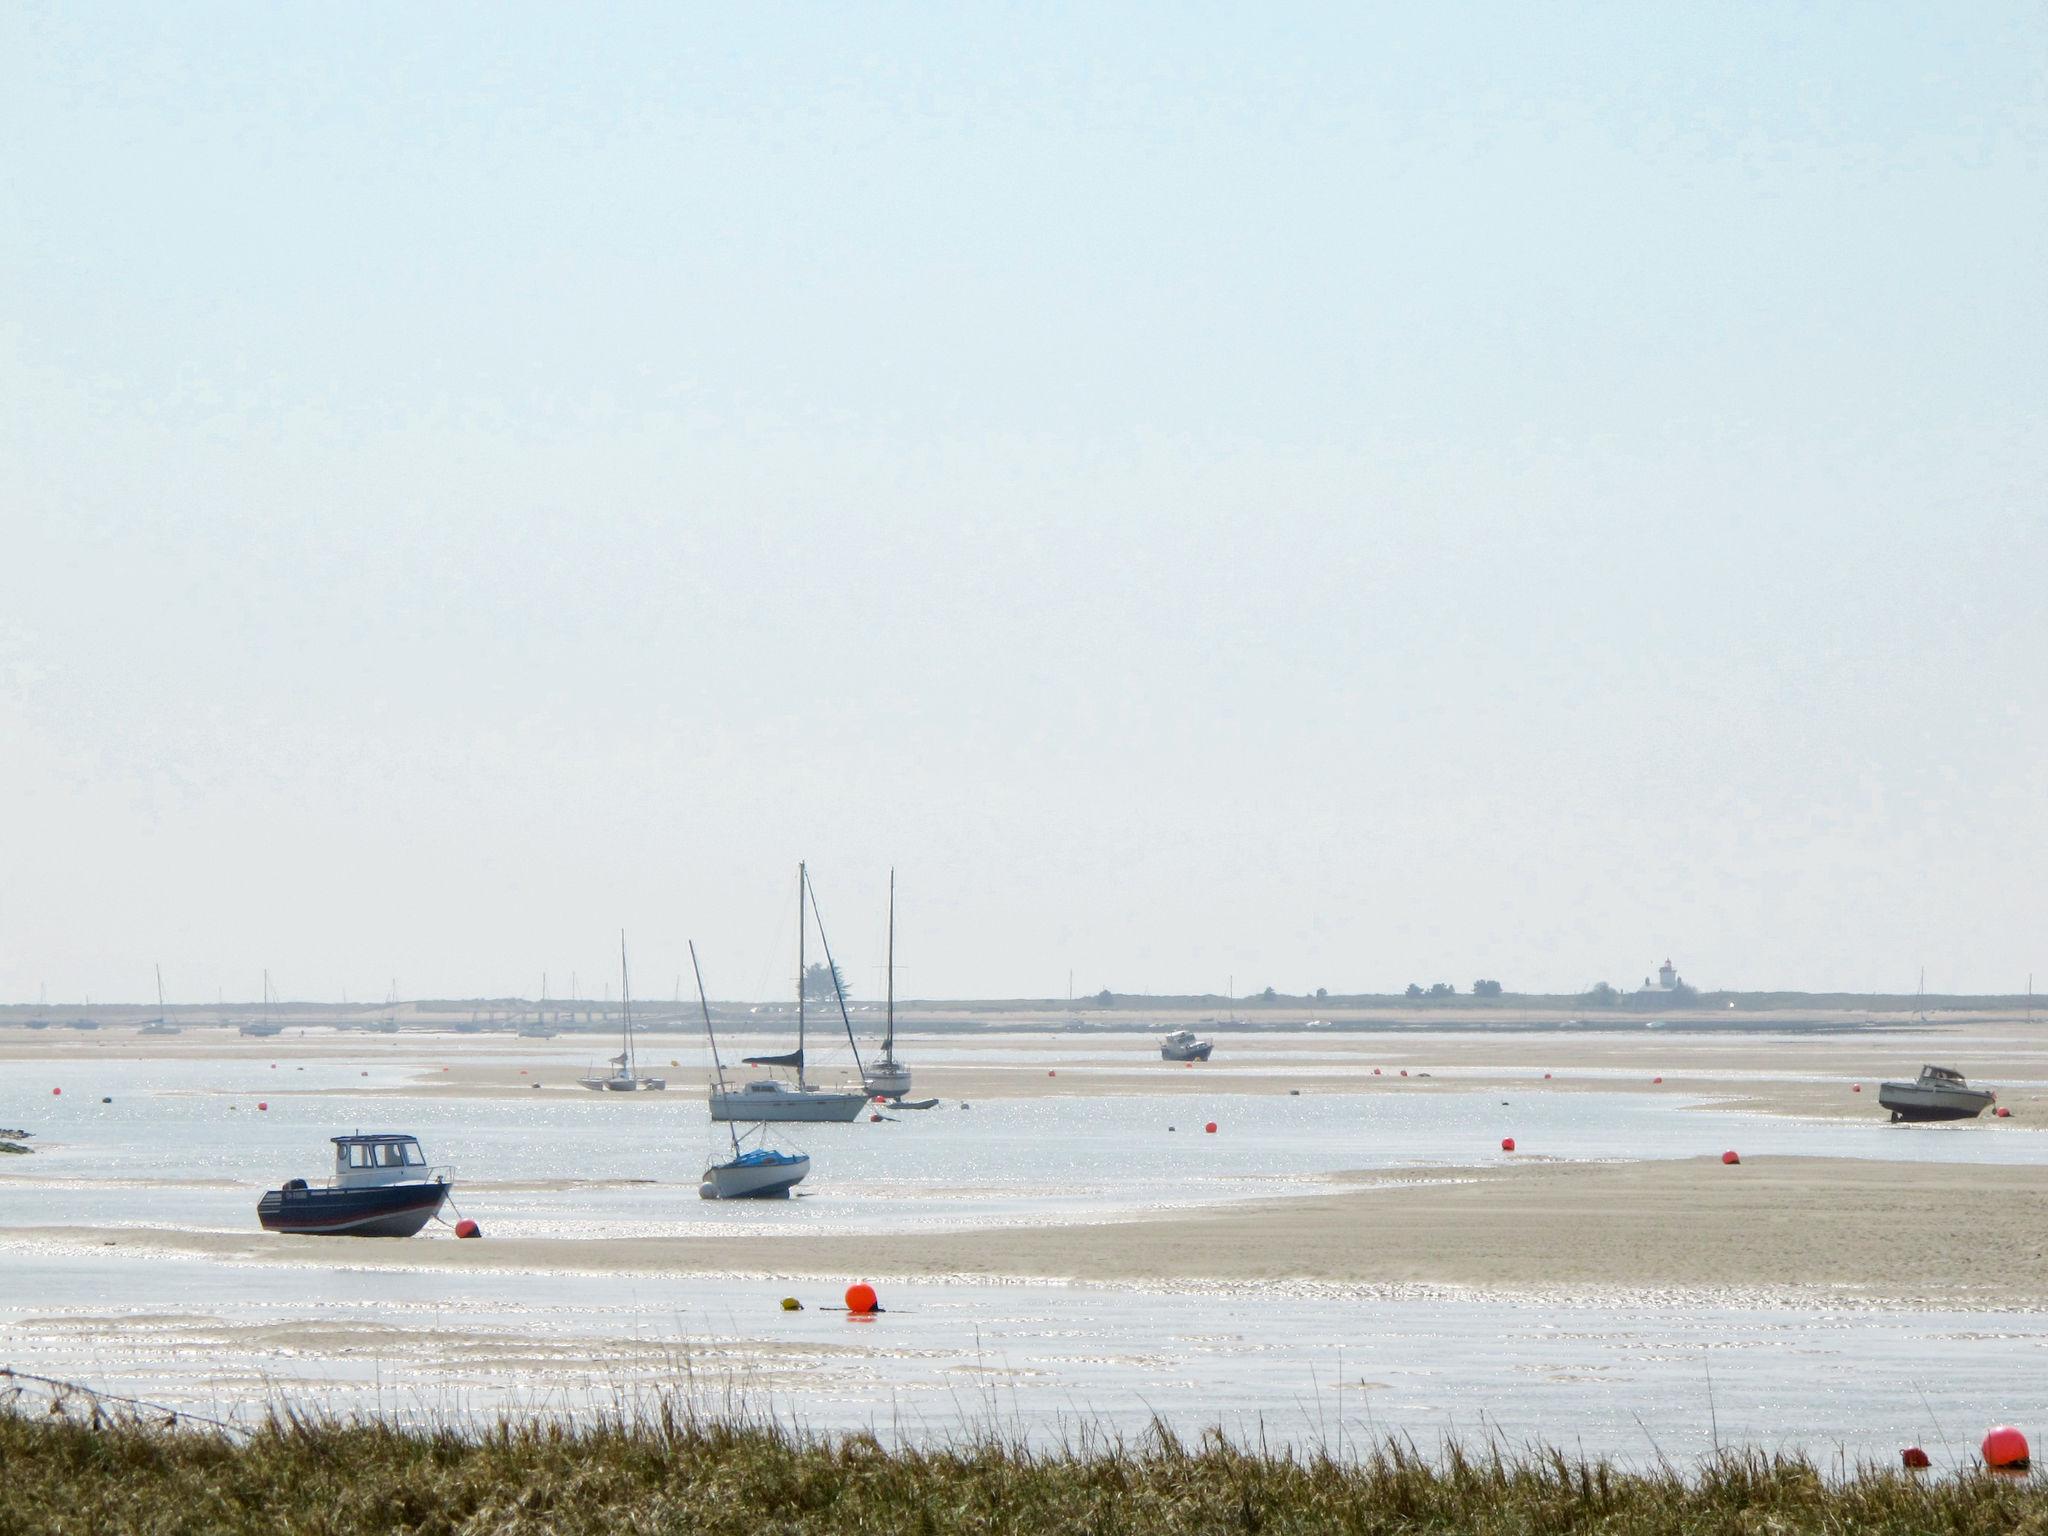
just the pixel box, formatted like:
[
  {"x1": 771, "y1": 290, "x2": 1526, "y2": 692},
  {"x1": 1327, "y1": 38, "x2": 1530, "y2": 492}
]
[{"x1": 257, "y1": 1133, "x2": 451, "y2": 1236}]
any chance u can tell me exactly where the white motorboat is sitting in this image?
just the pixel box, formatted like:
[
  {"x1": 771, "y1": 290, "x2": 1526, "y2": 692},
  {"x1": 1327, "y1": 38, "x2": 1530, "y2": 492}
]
[
  {"x1": 862, "y1": 868, "x2": 913, "y2": 1101},
  {"x1": 1161, "y1": 1028, "x2": 1213, "y2": 1062},
  {"x1": 580, "y1": 933, "x2": 666, "y2": 1091},
  {"x1": 693, "y1": 941, "x2": 812, "y2": 1199},
  {"x1": 1878, "y1": 1064, "x2": 1995, "y2": 1123},
  {"x1": 711, "y1": 862, "x2": 867, "y2": 1122}
]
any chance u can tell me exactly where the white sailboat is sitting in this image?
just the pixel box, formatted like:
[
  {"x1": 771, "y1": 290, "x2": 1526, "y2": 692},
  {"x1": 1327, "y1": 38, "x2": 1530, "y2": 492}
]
[
  {"x1": 580, "y1": 933, "x2": 666, "y2": 1091},
  {"x1": 863, "y1": 869, "x2": 913, "y2": 1100},
  {"x1": 710, "y1": 863, "x2": 868, "y2": 1123},
  {"x1": 240, "y1": 970, "x2": 282, "y2": 1036},
  {"x1": 693, "y1": 941, "x2": 810, "y2": 1199}
]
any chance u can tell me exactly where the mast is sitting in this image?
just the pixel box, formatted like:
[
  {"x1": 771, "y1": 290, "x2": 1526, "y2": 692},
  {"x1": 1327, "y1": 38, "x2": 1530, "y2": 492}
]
[
  {"x1": 155, "y1": 963, "x2": 165, "y2": 1025},
  {"x1": 797, "y1": 861, "x2": 808, "y2": 1087},
  {"x1": 619, "y1": 929, "x2": 634, "y2": 1077},
  {"x1": 802, "y1": 864, "x2": 866, "y2": 1077},
  {"x1": 691, "y1": 941, "x2": 742, "y2": 1158},
  {"x1": 884, "y1": 868, "x2": 896, "y2": 1060}
]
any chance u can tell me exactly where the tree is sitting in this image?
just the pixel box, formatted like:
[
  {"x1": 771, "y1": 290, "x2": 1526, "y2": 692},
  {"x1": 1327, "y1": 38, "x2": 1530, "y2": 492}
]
[
  {"x1": 1473, "y1": 979, "x2": 1503, "y2": 998},
  {"x1": 1584, "y1": 981, "x2": 1618, "y2": 1003},
  {"x1": 1405, "y1": 983, "x2": 1424, "y2": 999},
  {"x1": 1315, "y1": 987, "x2": 1328, "y2": 1000},
  {"x1": 1427, "y1": 982, "x2": 1455, "y2": 998},
  {"x1": 802, "y1": 961, "x2": 848, "y2": 1002},
  {"x1": 1095, "y1": 988, "x2": 1114, "y2": 1005},
  {"x1": 1261, "y1": 985, "x2": 1278, "y2": 1000}
]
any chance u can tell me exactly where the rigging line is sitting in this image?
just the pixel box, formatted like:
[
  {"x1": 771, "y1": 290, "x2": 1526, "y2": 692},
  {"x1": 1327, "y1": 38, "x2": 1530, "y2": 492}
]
[
  {"x1": 690, "y1": 941, "x2": 742, "y2": 1160},
  {"x1": 801, "y1": 864, "x2": 866, "y2": 1078}
]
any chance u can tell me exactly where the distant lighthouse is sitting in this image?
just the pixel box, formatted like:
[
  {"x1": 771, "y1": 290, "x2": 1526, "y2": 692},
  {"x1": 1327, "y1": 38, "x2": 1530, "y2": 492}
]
[{"x1": 1658, "y1": 958, "x2": 1677, "y2": 990}]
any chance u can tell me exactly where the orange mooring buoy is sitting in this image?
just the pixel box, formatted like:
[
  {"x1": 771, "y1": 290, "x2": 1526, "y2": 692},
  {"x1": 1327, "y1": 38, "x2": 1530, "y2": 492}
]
[
  {"x1": 1501, "y1": 1137, "x2": 1516, "y2": 1152},
  {"x1": 455, "y1": 1218, "x2": 481, "y2": 1239},
  {"x1": 1721, "y1": 1149, "x2": 1740, "y2": 1165},
  {"x1": 1982, "y1": 1425, "x2": 2030, "y2": 1470},
  {"x1": 1995, "y1": 1106, "x2": 2012, "y2": 1118},
  {"x1": 1204, "y1": 1121, "x2": 1218, "y2": 1134},
  {"x1": 845, "y1": 1282, "x2": 878, "y2": 1315}
]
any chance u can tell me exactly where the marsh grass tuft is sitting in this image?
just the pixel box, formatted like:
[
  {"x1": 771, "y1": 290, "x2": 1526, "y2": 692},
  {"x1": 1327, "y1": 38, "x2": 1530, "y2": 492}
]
[{"x1": 3, "y1": 1399, "x2": 2043, "y2": 1534}]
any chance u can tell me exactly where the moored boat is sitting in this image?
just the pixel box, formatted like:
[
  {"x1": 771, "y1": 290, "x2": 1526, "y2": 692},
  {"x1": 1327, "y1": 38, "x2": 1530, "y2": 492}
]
[
  {"x1": 1878, "y1": 1064, "x2": 1995, "y2": 1123},
  {"x1": 862, "y1": 869, "x2": 914, "y2": 1101},
  {"x1": 692, "y1": 940, "x2": 813, "y2": 1199},
  {"x1": 1161, "y1": 1029, "x2": 1213, "y2": 1062},
  {"x1": 257, "y1": 1133, "x2": 451, "y2": 1236},
  {"x1": 579, "y1": 933, "x2": 666, "y2": 1090}
]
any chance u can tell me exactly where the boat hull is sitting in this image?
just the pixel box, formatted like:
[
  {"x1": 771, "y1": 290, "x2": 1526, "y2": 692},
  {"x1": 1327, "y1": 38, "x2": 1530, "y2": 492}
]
[
  {"x1": 710, "y1": 1088, "x2": 867, "y2": 1123},
  {"x1": 700, "y1": 1153, "x2": 810, "y2": 1199},
  {"x1": 1162, "y1": 1042, "x2": 1213, "y2": 1062},
  {"x1": 257, "y1": 1180, "x2": 449, "y2": 1236},
  {"x1": 863, "y1": 1061, "x2": 913, "y2": 1099},
  {"x1": 1878, "y1": 1084, "x2": 1993, "y2": 1122},
  {"x1": 582, "y1": 1076, "x2": 667, "y2": 1091}
]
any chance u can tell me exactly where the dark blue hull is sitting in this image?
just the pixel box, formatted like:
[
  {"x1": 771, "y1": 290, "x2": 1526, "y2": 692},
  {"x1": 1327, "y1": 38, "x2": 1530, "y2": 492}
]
[{"x1": 257, "y1": 1180, "x2": 449, "y2": 1236}]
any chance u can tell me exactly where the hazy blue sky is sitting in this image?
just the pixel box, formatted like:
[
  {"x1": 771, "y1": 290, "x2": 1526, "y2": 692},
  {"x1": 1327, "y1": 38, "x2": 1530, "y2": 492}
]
[{"x1": 3, "y1": 3, "x2": 2043, "y2": 1003}]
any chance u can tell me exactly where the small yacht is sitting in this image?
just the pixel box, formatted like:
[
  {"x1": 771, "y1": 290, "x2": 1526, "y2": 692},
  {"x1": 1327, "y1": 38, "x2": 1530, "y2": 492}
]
[
  {"x1": 257, "y1": 1133, "x2": 451, "y2": 1236},
  {"x1": 692, "y1": 941, "x2": 812, "y2": 1199},
  {"x1": 1878, "y1": 1064, "x2": 1996, "y2": 1123},
  {"x1": 862, "y1": 869, "x2": 914, "y2": 1101},
  {"x1": 1161, "y1": 1029, "x2": 1214, "y2": 1062},
  {"x1": 579, "y1": 934, "x2": 666, "y2": 1091}
]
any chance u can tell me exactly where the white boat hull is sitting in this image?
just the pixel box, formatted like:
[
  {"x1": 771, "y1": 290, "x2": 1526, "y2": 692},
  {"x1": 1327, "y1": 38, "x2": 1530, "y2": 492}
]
[
  {"x1": 581, "y1": 1075, "x2": 667, "y2": 1092},
  {"x1": 863, "y1": 1060, "x2": 913, "y2": 1099},
  {"x1": 710, "y1": 1085, "x2": 867, "y2": 1122},
  {"x1": 699, "y1": 1152, "x2": 810, "y2": 1199}
]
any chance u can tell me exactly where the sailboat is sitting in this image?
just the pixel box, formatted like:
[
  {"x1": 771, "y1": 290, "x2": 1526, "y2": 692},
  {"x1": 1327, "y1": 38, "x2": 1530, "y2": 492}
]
[
  {"x1": 693, "y1": 942, "x2": 810, "y2": 1198},
  {"x1": 517, "y1": 974, "x2": 557, "y2": 1038},
  {"x1": 140, "y1": 964, "x2": 181, "y2": 1035},
  {"x1": 240, "y1": 971, "x2": 283, "y2": 1036},
  {"x1": 580, "y1": 933, "x2": 666, "y2": 1091},
  {"x1": 711, "y1": 863, "x2": 869, "y2": 1123},
  {"x1": 863, "y1": 869, "x2": 913, "y2": 1100}
]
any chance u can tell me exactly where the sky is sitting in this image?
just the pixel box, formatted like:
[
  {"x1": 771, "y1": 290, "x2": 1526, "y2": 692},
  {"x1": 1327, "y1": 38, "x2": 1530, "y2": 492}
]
[{"x1": 2, "y1": 3, "x2": 2043, "y2": 1004}]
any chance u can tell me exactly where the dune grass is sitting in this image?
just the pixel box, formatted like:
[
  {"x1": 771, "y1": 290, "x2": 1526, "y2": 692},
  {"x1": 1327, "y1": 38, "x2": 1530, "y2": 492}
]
[{"x1": 4, "y1": 1403, "x2": 2044, "y2": 1536}]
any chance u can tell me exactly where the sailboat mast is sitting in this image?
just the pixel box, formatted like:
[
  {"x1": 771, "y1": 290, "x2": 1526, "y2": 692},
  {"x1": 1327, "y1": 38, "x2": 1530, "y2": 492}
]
[
  {"x1": 796, "y1": 861, "x2": 808, "y2": 1088},
  {"x1": 619, "y1": 930, "x2": 634, "y2": 1076},
  {"x1": 691, "y1": 941, "x2": 742, "y2": 1158},
  {"x1": 885, "y1": 868, "x2": 896, "y2": 1059},
  {"x1": 155, "y1": 963, "x2": 165, "y2": 1022}
]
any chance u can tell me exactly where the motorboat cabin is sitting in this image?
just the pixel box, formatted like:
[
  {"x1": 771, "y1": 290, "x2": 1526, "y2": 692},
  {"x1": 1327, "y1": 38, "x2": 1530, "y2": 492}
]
[{"x1": 257, "y1": 1133, "x2": 451, "y2": 1237}]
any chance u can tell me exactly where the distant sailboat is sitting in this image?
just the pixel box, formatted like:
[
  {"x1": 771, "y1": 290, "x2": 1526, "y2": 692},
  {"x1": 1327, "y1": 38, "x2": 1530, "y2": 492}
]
[
  {"x1": 140, "y1": 964, "x2": 181, "y2": 1035},
  {"x1": 863, "y1": 869, "x2": 912, "y2": 1100},
  {"x1": 240, "y1": 971, "x2": 283, "y2": 1036},
  {"x1": 693, "y1": 941, "x2": 810, "y2": 1199},
  {"x1": 581, "y1": 933, "x2": 666, "y2": 1090},
  {"x1": 711, "y1": 863, "x2": 868, "y2": 1123},
  {"x1": 518, "y1": 973, "x2": 557, "y2": 1038}
]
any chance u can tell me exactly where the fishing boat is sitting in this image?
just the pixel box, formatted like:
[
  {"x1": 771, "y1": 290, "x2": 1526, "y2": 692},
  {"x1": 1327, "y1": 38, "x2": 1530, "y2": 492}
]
[
  {"x1": 692, "y1": 941, "x2": 810, "y2": 1199},
  {"x1": 1878, "y1": 1064, "x2": 1996, "y2": 1123},
  {"x1": 863, "y1": 869, "x2": 913, "y2": 1100},
  {"x1": 580, "y1": 934, "x2": 666, "y2": 1090},
  {"x1": 256, "y1": 1133, "x2": 451, "y2": 1236},
  {"x1": 1161, "y1": 1028, "x2": 1213, "y2": 1062},
  {"x1": 712, "y1": 863, "x2": 868, "y2": 1122}
]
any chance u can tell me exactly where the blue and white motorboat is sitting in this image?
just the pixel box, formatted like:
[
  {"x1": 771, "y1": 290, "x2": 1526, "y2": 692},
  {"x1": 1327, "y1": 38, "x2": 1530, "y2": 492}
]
[{"x1": 257, "y1": 1133, "x2": 451, "y2": 1236}]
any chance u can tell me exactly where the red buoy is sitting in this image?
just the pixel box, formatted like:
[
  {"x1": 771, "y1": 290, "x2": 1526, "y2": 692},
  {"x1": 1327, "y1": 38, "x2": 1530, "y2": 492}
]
[
  {"x1": 1652, "y1": 1076, "x2": 1663, "y2": 1084},
  {"x1": 1542, "y1": 1073, "x2": 1552, "y2": 1080},
  {"x1": 1204, "y1": 1121, "x2": 1217, "y2": 1134},
  {"x1": 869, "y1": 1113, "x2": 882, "y2": 1122},
  {"x1": 1901, "y1": 1445, "x2": 1931, "y2": 1470},
  {"x1": 1852, "y1": 1083, "x2": 1861, "y2": 1092},
  {"x1": 845, "y1": 1282, "x2": 878, "y2": 1315},
  {"x1": 258, "y1": 1102, "x2": 268, "y2": 1111},
  {"x1": 1982, "y1": 1425, "x2": 2030, "y2": 1470},
  {"x1": 1995, "y1": 1106, "x2": 2012, "y2": 1117},
  {"x1": 1047, "y1": 1070, "x2": 1056, "y2": 1077},
  {"x1": 454, "y1": 1219, "x2": 481, "y2": 1239},
  {"x1": 1398, "y1": 1069, "x2": 1408, "y2": 1078},
  {"x1": 874, "y1": 1095, "x2": 887, "y2": 1103},
  {"x1": 1500, "y1": 1137, "x2": 1516, "y2": 1152},
  {"x1": 1372, "y1": 1068, "x2": 1381, "y2": 1076},
  {"x1": 51, "y1": 1087, "x2": 60, "y2": 1096},
  {"x1": 1721, "y1": 1149, "x2": 1740, "y2": 1165}
]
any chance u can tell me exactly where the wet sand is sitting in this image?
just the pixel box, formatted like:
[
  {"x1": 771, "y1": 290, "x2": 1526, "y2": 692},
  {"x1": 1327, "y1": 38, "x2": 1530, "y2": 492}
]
[{"x1": 16, "y1": 1155, "x2": 2044, "y2": 1308}]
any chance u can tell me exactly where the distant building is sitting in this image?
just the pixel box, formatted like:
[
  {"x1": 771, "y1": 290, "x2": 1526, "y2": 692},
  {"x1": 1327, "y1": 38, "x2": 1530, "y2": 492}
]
[{"x1": 1638, "y1": 958, "x2": 1684, "y2": 994}]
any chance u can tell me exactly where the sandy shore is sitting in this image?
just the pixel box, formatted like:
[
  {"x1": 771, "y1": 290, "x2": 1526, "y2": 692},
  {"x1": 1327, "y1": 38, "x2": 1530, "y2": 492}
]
[{"x1": 16, "y1": 1156, "x2": 2044, "y2": 1307}]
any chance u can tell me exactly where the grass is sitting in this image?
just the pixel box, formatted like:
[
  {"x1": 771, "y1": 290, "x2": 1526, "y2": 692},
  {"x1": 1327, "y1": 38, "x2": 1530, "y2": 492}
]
[{"x1": 3, "y1": 1403, "x2": 2044, "y2": 1536}]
